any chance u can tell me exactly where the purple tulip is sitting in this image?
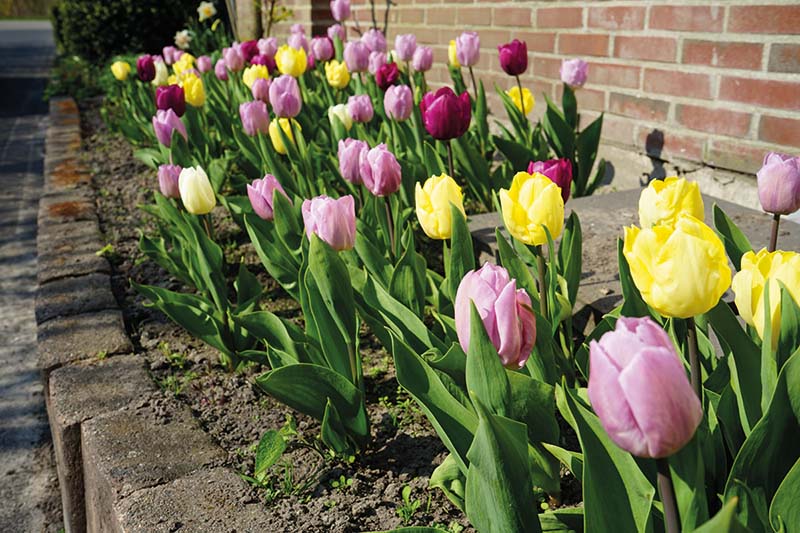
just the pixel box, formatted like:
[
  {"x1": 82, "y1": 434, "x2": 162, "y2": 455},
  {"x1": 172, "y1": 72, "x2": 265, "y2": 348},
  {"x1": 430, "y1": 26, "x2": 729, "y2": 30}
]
[
  {"x1": 560, "y1": 58, "x2": 589, "y2": 88},
  {"x1": 258, "y1": 37, "x2": 278, "y2": 57},
  {"x1": 454, "y1": 263, "x2": 536, "y2": 369},
  {"x1": 240, "y1": 40, "x2": 259, "y2": 63},
  {"x1": 152, "y1": 109, "x2": 187, "y2": 147},
  {"x1": 307, "y1": 54, "x2": 317, "y2": 70},
  {"x1": 328, "y1": 24, "x2": 346, "y2": 42},
  {"x1": 247, "y1": 174, "x2": 288, "y2": 220},
  {"x1": 384, "y1": 84, "x2": 412, "y2": 121},
  {"x1": 344, "y1": 41, "x2": 370, "y2": 72},
  {"x1": 156, "y1": 85, "x2": 186, "y2": 117},
  {"x1": 311, "y1": 36, "x2": 334, "y2": 62},
  {"x1": 757, "y1": 152, "x2": 800, "y2": 215},
  {"x1": 420, "y1": 87, "x2": 471, "y2": 141},
  {"x1": 158, "y1": 164, "x2": 181, "y2": 198},
  {"x1": 412, "y1": 46, "x2": 433, "y2": 72},
  {"x1": 528, "y1": 158, "x2": 573, "y2": 203},
  {"x1": 196, "y1": 55, "x2": 212, "y2": 73},
  {"x1": 251, "y1": 54, "x2": 277, "y2": 73},
  {"x1": 239, "y1": 101, "x2": 270, "y2": 136},
  {"x1": 338, "y1": 138, "x2": 368, "y2": 184},
  {"x1": 330, "y1": 0, "x2": 351, "y2": 21},
  {"x1": 251, "y1": 77, "x2": 271, "y2": 103},
  {"x1": 362, "y1": 28, "x2": 387, "y2": 53},
  {"x1": 162, "y1": 46, "x2": 180, "y2": 65},
  {"x1": 302, "y1": 195, "x2": 356, "y2": 251},
  {"x1": 394, "y1": 34, "x2": 417, "y2": 62},
  {"x1": 588, "y1": 316, "x2": 703, "y2": 458},
  {"x1": 223, "y1": 46, "x2": 245, "y2": 72},
  {"x1": 359, "y1": 144, "x2": 402, "y2": 197},
  {"x1": 347, "y1": 94, "x2": 373, "y2": 123},
  {"x1": 214, "y1": 59, "x2": 229, "y2": 81},
  {"x1": 456, "y1": 31, "x2": 480, "y2": 67},
  {"x1": 375, "y1": 62, "x2": 399, "y2": 90},
  {"x1": 290, "y1": 23, "x2": 305, "y2": 35},
  {"x1": 288, "y1": 32, "x2": 309, "y2": 54},
  {"x1": 136, "y1": 55, "x2": 155, "y2": 82},
  {"x1": 498, "y1": 39, "x2": 528, "y2": 76},
  {"x1": 368, "y1": 51, "x2": 387, "y2": 75},
  {"x1": 269, "y1": 75, "x2": 302, "y2": 118}
]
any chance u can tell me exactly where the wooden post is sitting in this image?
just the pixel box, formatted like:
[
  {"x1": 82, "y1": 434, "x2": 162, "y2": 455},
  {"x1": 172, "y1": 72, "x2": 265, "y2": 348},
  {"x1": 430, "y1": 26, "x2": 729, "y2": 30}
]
[{"x1": 236, "y1": 0, "x2": 263, "y2": 40}]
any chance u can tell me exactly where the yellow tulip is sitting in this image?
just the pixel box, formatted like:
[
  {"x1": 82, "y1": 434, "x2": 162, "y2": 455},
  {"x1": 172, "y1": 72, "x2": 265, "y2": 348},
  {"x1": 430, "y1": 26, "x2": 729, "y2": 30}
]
[
  {"x1": 732, "y1": 249, "x2": 800, "y2": 347},
  {"x1": 275, "y1": 44, "x2": 308, "y2": 77},
  {"x1": 178, "y1": 166, "x2": 216, "y2": 215},
  {"x1": 506, "y1": 86, "x2": 535, "y2": 116},
  {"x1": 173, "y1": 53, "x2": 195, "y2": 75},
  {"x1": 500, "y1": 172, "x2": 565, "y2": 246},
  {"x1": 110, "y1": 61, "x2": 131, "y2": 81},
  {"x1": 153, "y1": 60, "x2": 169, "y2": 86},
  {"x1": 325, "y1": 60, "x2": 350, "y2": 89},
  {"x1": 242, "y1": 64, "x2": 270, "y2": 89},
  {"x1": 448, "y1": 40, "x2": 460, "y2": 68},
  {"x1": 639, "y1": 176, "x2": 704, "y2": 228},
  {"x1": 415, "y1": 174, "x2": 466, "y2": 240},
  {"x1": 269, "y1": 118, "x2": 301, "y2": 155},
  {"x1": 181, "y1": 74, "x2": 205, "y2": 107},
  {"x1": 623, "y1": 214, "x2": 731, "y2": 318}
]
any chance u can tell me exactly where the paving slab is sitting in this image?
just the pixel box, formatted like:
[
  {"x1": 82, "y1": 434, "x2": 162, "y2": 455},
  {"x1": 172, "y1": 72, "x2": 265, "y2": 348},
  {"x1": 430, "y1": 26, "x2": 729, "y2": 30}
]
[
  {"x1": 35, "y1": 272, "x2": 117, "y2": 324},
  {"x1": 37, "y1": 191, "x2": 96, "y2": 226},
  {"x1": 47, "y1": 355, "x2": 154, "y2": 533},
  {"x1": 37, "y1": 239, "x2": 109, "y2": 284}
]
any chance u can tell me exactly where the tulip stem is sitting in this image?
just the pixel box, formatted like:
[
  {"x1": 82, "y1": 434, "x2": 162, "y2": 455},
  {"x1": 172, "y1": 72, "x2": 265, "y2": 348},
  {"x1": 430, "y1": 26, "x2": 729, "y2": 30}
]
[
  {"x1": 446, "y1": 140, "x2": 455, "y2": 178},
  {"x1": 202, "y1": 214, "x2": 213, "y2": 240},
  {"x1": 384, "y1": 196, "x2": 396, "y2": 258},
  {"x1": 687, "y1": 317, "x2": 702, "y2": 400},
  {"x1": 420, "y1": 73, "x2": 428, "y2": 96},
  {"x1": 769, "y1": 213, "x2": 781, "y2": 252},
  {"x1": 515, "y1": 74, "x2": 526, "y2": 116},
  {"x1": 536, "y1": 245, "x2": 549, "y2": 318},
  {"x1": 468, "y1": 66, "x2": 479, "y2": 103},
  {"x1": 656, "y1": 458, "x2": 681, "y2": 533}
]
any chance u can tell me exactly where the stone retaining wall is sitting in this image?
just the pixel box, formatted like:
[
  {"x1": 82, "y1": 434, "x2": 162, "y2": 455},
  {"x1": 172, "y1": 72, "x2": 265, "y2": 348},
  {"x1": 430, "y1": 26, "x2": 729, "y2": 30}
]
[{"x1": 36, "y1": 98, "x2": 271, "y2": 533}]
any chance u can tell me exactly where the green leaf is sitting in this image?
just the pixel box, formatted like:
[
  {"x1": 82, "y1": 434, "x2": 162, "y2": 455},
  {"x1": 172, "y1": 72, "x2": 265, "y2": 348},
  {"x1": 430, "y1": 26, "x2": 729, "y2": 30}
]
[
  {"x1": 618, "y1": 238, "x2": 650, "y2": 318},
  {"x1": 575, "y1": 113, "x2": 603, "y2": 195},
  {"x1": 465, "y1": 303, "x2": 512, "y2": 417},
  {"x1": 562, "y1": 83, "x2": 577, "y2": 130},
  {"x1": 423, "y1": 142, "x2": 446, "y2": 177},
  {"x1": 693, "y1": 498, "x2": 748, "y2": 533},
  {"x1": 430, "y1": 453, "x2": 466, "y2": 511},
  {"x1": 712, "y1": 204, "x2": 753, "y2": 271},
  {"x1": 495, "y1": 228, "x2": 538, "y2": 302},
  {"x1": 234, "y1": 262, "x2": 262, "y2": 310},
  {"x1": 493, "y1": 135, "x2": 537, "y2": 172},
  {"x1": 446, "y1": 204, "x2": 474, "y2": 301},
  {"x1": 389, "y1": 231, "x2": 426, "y2": 316},
  {"x1": 769, "y1": 457, "x2": 800, "y2": 531},
  {"x1": 558, "y1": 212, "x2": 582, "y2": 307},
  {"x1": 542, "y1": 94, "x2": 575, "y2": 160},
  {"x1": 669, "y1": 436, "x2": 709, "y2": 531},
  {"x1": 508, "y1": 372, "x2": 560, "y2": 445},
  {"x1": 321, "y1": 399, "x2": 352, "y2": 454},
  {"x1": 540, "y1": 508, "x2": 584, "y2": 532},
  {"x1": 542, "y1": 443, "x2": 583, "y2": 482},
  {"x1": 777, "y1": 282, "x2": 800, "y2": 371},
  {"x1": 254, "y1": 430, "x2": 286, "y2": 482},
  {"x1": 244, "y1": 213, "x2": 301, "y2": 300}
]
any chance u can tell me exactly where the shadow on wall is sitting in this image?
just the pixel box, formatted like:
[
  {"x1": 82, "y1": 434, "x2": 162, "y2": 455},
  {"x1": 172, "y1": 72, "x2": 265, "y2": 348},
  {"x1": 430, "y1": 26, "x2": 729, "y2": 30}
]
[{"x1": 643, "y1": 129, "x2": 666, "y2": 185}]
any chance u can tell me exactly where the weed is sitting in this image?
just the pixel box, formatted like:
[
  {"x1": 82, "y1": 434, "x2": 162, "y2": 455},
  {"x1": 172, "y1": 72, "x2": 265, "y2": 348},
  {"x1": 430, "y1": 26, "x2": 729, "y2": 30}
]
[
  {"x1": 396, "y1": 484, "x2": 422, "y2": 525},
  {"x1": 330, "y1": 474, "x2": 353, "y2": 493},
  {"x1": 96, "y1": 350, "x2": 108, "y2": 360}
]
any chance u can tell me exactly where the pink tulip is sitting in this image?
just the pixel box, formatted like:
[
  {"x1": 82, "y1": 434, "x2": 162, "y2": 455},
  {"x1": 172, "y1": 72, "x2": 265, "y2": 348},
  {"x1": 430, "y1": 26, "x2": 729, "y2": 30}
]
[
  {"x1": 328, "y1": 24, "x2": 346, "y2": 42},
  {"x1": 196, "y1": 55, "x2": 212, "y2": 73},
  {"x1": 394, "y1": 34, "x2": 417, "y2": 62},
  {"x1": 368, "y1": 51, "x2": 386, "y2": 75},
  {"x1": 347, "y1": 94, "x2": 373, "y2": 123},
  {"x1": 359, "y1": 144, "x2": 402, "y2": 197},
  {"x1": 560, "y1": 58, "x2": 589, "y2": 88},
  {"x1": 338, "y1": 138, "x2": 368, "y2": 184},
  {"x1": 269, "y1": 75, "x2": 302, "y2": 118},
  {"x1": 152, "y1": 109, "x2": 187, "y2": 147},
  {"x1": 251, "y1": 77, "x2": 271, "y2": 103},
  {"x1": 344, "y1": 41, "x2": 369, "y2": 72},
  {"x1": 361, "y1": 28, "x2": 387, "y2": 53},
  {"x1": 258, "y1": 37, "x2": 278, "y2": 57},
  {"x1": 158, "y1": 164, "x2": 181, "y2": 198},
  {"x1": 384, "y1": 84, "x2": 412, "y2": 121},
  {"x1": 239, "y1": 101, "x2": 270, "y2": 136},
  {"x1": 757, "y1": 152, "x2": 800, "y2": 215},
  {"x1": 456, "y1": 31, "x2": 480, "y2": 67},
  {"x1": 311, "y1": 36, "x2": 334, "y2": 62},
  {"x1": 247, "y1": 174, "x2": 288, "y2": 220},
  {"x1": 330, "y1": 0, "x2": 350, "y2": 22},
  {"x1": 223, "y1": 46, "x2": 245, "y2": 72},
  {"x1": 412, "y1": 46, "x2": 433, "y2": 72},
  {"x1": 214, "y1": 59, "x2": 229, "y2": 81},
  {"x1": 302, "y1": 195, "x2": 356, "y2": 251}
]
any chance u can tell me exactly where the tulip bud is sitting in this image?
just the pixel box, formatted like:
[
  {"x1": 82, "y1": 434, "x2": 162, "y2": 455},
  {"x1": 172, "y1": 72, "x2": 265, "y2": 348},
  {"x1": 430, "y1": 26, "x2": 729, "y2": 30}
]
[
  {"x1": 560, "y1": 58, "x2": 588, "y2": 88},
  {"x1": 624, "y1": 214, "x2": 731, "y2": 318},
  {"x1": 302, "y1": 195, "x2": 356, "y2": 251},
  {"x1": 361, "y1": 28, "x2": 387, "y2": 53},
  {"x1": 251, "y1": 77, "x2": 271, "y2": 103},
  {"x1": 214, "y1": 59, "x2": 229, "y2": 81},
  {"x1": 269, "y1": 118, "x2": 301, "y2": 155},
  {"x1": 152, "y1": 58, "x2": 169, "y2": 86},
  {"x1": 412, "y1": 46, "x2": 433, "y2": 72},
  {"x1": 448, "y1": 40, "x2": 460, "y2": 68},
  {"x1": 455, "y1": 263, "x2": 536, "y2": 369},
  {"x1": 415, "y1": 174, "x2": 466, "y2": 240},
  {"x1": 269, "y1": 75, "x2": 302, "y2": 118},
  {"x1": 375, "y1": 62, "x2": 399, "y2": 90},
  {"x1": 239, "y1": 101, "x2": 270, "y2": 136},
  {"x1": 394, "y1": 34, "x2": 417, "y2": 62},
  {"x1": 152, "y1": 109, "x2": 187, "y2": 147},
  {"x1": 359, "y1": 144, "x2": 402, "y2": 197},
  {"x1": 384, "y1": 84, "x2": 413, "y2": 121},
  {"x1": 500, "y1": 171, "x2": 565, "y2": 246},
  {"x1": 506, "y1": 86, "x2": 534, "y2": 116},
  {"x1": 338, "y1": 138, "x2": 368, "y2": 184},
  {"x1": 498, "y1": 39, "x2": 528, "y2": 76},
  {"x1": 420, "y1": 87, "x2": 471, "y2": 141},
  {"x1": 588, "y1": 316, "x2": 702, "y2": 458},
  {"x1": 157, "y1": 164, "x2": 182, "y2": 198},
  {"x1": 328, "y1": 103, "x2": 353, "y2": 132},
  {"x1": 275, "y1": 44, "x2": 308, "y2": 77},
  {"x1": 311, "y1": 36, "x2": 334, "y2": 62},
  {"x1": 258, "y1": 37, "x2": 278, "y2": 58},
  {"x1": 455, "y1": 31, "x2": 480, "y2": 67},
  {"x1": 344, "y1": 41, "x2": 370, "y2": 73},
  {"x1": 757, "y1": 152, "x2": 800, "y2": 215},
  {"x1": 328, "y1": 24, "x2": 346, "y2": 43},
  {"x1": 196, "y1": 55, "x2": 212, "y2": 73},
  {"x1": 178, "y1": 166, "x2": 216, "y2": 215},
  {"x1": 330, "y1": 0, "x2": 351, "y2": 22},
  {"x1": 136, "y1": 55, "x2": 155, "y2": 82},
  {"x1": 325, "y1": 60, "x2": 350, "y2": 89},
  {"x1": 243, "y1": 64, "x2": 270, "y2": 88},
  {"x1": 348, "y1": 94, "x2": 374, "y2": 123},
  {"x1": 368, "y1": 51, "x2": 387, "y2": 75},
  {"x1": 247, "y1": 174, "x2": 289, "y2": 221},
  {"x1": 181, "y1": 74, "x2": 205, "y2": 107},
  {"x1": 110, "y1": 61, "x2": 131, "y2": 81},
  {"x1": 528, "y1": 158, "x2": 573, "y2": 203},
  {"x1": 638, "y1": 176, "x2": 704, "y2": 229}
]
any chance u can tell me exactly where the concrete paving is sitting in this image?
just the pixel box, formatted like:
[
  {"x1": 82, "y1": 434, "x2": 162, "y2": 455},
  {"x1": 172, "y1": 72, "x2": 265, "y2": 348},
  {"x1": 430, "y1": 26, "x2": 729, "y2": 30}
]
[{"x1": 0, "y1": 20, "x2": 62, "y2": 532}]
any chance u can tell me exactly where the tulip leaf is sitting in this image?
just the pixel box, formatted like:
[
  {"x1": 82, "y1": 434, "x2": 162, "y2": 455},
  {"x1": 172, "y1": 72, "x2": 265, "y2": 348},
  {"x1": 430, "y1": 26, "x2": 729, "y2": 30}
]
[
  {"x1": 617, "y1": 238, "x2": 651, "y2": 318},
  {"x1": 453, "y1": 135, "x2": 491, "y2": 209},
  {"x1": 542, "y1": 442, "x2": 584, "y2": 482},
  {"x1": 668, "y1": 435, "x2": 709, "y2": 531},
  {"x1": 389, "y1": 235, "x2": 427, "y2": 317},
  {"x1": 769, "y1": 456, "x2": 800, "y2": 531},
  {"x1": 355, "y1": 220, "x2": 393, "y2": 287},
  {"x1": 494, "y1": 136, "x2": 538, "y2": 173},
  {"x1": 508, "y1": 372, "x2": 560, "y2": 445},
  {"x1": 254, "y1": 430, "x2": 286, "y2": 483},
  {"x1": 562, "y1": 83, "x2": 578, "y2": 130},
  {"x1": 778, "y1": 282, "x2": 800, "y2": 372},
  {"x1": 495, "y1": 228, "x2": 539, "y2": 305},
  {"x1": 446, "y1": 204, "x2": 474, "y2": 302},
  {"x1": 235, "y1": 311, "x2": 311, "y2": 365},
  {"x1": 427, "y1": 342, "x2": 467, "y2": 389},
  {"x1": 133, "y1": 147, "x2": 162, "y2": 169},
  {"x1": 558, "y1": 212, "x2": 582, "y2": 307},
  {"x1": 321, "y1": 398, "x2": 352, "y2": 454},
  {"x1": 234, "y1": 262, "x2": 262, "y2": 311},
  {"x1": 712, "y1": 204, "x2": 753, "y2": 271},
  {"x1": 539, "y1": 508, "x2": 585, "y2": 532},
  {"x1": 430, "y1": 453, "x2": 466, "y2": 511},
  {"x1": 693, "y1": 498, "x2": 748, "y2": 533},
  {"x1": 423, "y1": 142, "x2": 446, "y2": 177},
  {"x1": 244, "y1": 213, "x2": 301, "y2": 300},
  {"x1": 542, "y1": 94, "x2": 575, "y2": 161},
  {"x1": 761, "y1": 281, "x2": 779, "y2": 412},
  {"x1": 272, "y1": 190, "x2": 303, "y2": 254},
  {"x1": 465, "y1": 303, "x2": 512, "y2": 418},
  {"x1": 475, "y1": 80, "x2": 489, "y2": 149},
  {"x1": 575, "y1": 113, "x2": 603, "y2": 196}
]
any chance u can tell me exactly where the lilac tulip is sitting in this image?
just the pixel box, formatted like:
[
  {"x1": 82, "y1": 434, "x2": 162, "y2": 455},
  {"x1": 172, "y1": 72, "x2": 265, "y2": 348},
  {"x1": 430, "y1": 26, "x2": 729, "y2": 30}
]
[
  {"x1": 158, "y1": 164, "x2": 181, "y2": 198},
  {"x1": 247, "y1": 174, "x2": 288, "y2": 220},
  {"x1": 328, "y1": 24, "x2": 346, "y2": 42},
  {"x1": 757, "y1": 152, "x2": 800, "y2": 215},
  {"x1": 288, "y1": 32, "x2": 309, "y2": 54},
  {"x1": 136, "y1": 55, "x2": 155, "y2": 82},
  {"x1": 162, "y1": 46, "x2": 180, "y2": 65},
  {"x1": 223, "y1": 46, "x2": 245, "y2": 72},
  {"x1": 420, "y1": 87, "x2": 471, "y2": 140},
  {"x1": 330, "y1": 0, "x2": 350, "y2": 21},
  {"x1": 395, "y1": 34, "x2": 417, "y2": 62},
  {"x1": 375, "y1": 62, "x2": 399, "y2": 90},
  {"x1": 290, "y1": 23, "x2": 305, "y2": 35},
  {"x1": 368, "y1": 51, "x2": 387, "y2": 75},
  {"x1": 384, "y1": 84, "x2": 412, "y2": 121},
  {"x1": 196, "y1": 55, "x2": 212, "y2": 73},
  {"x1": 348, "y1": 94, "x2": 373, "y2": 123},
  {"x1": 344, "y1": 41, "x2": 369, "y2": 72},
  {"x1": 412, "y1": 46, "x2": 433, "y2": 72},
  {"x1": 454, "y1": 263, "x2": 536, "y2": 369},
  {"x1": 251, "y1": 78, "x2": 271, "y2": 103},
  {"x1": 338, "y1": 138, "x2": 368, "y2": 184},
  {"x1": 311, "y1": 36, "x2": 334, "y2": 62},
  {"x1": 269, "y1": 75, "x2": 302, "y2": 118},
  {"x1": 258, "y1": 37, "x2": 278, "y2": 57},
  {"x1": 152, "y1": 109, "x2": 187, "y2": 147},
  {"x1": 560, "y1": 58, "x2": 589, "y2": 88},
  {"x1": 456, "y1": 31, "x2": 480, "y2": 67},
  {"x1": 156, "y1": 85, "x2": 186, "y2": 117},
  {"x1": 588, "y1": 316, "x2": 703, "y2": 458},
  {"x1": 359, "y1": 144, "x2": 402, "y2": 197},
  {"x1": 498, "y1": 39, "x2": 528, "y2": 76},
  {"x1": 239, "y1": 101, "x2": 270, "y2": 136},
  {"x1": 302, "y1": 195, "x2": 356, "y2": 251},
  {"x1": 214, "y1": 59, "x2": 229, "y2": 80},
  {"x1": 528, "y1": 158, "x2": 573, "y2": 203},
  {"x1": 362, "y1": 28, "x2": 387, "y2": 53}
]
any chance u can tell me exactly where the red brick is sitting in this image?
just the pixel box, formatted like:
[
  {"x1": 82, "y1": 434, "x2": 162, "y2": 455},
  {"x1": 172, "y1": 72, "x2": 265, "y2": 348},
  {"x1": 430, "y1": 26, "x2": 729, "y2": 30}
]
[
  {"x1": 649, "y1": 5, "x2": 724, "y2": 32},
  {"x1": 588, "y1": 62, "x2": 641, "y2": 89},
  {"x1": 533, "y1": 56, "x2": 562, "y2": 80},
  {"x1": 601, "y1": 116, "x2": 636, "y2": 146},
  {"x1": 398, "y1": 8, "x2": 424, "y2": 24},
  {"x1": 427, "y1": 7, "x2": 452, "y2": 25},
  {"x1": 615, "y1": 36, "x2": 677, "y2": 63},
  {"x1": 676, "y1": 104, "x2": 752, "y2": 137},
  {"x1": 643, "y1": 69, "x2": 712, "y2": 99},
  {"x1": 768, "y1": 44, "x2": 800, "y2": 74},
  {"x1": 682, "y1": 40, "x2": 763, "y2": 70},
  {"x1": 458, "y1": 7, "x2": 491, "y2": 26},
  {"x1": 609, "y1": 93, "x2": 670, "y2": 122},
  {"x1": 558, "y1": 34, "x2": 609, "y2": 57},
  {"x1": 588, "y1": 6, "x2": 646, "y2": 30},
  {"x1": 475, "y1": 29, "x2": 512, "y2": 49},
  {"x1": 719, "y1": 77, "x2": 800, "y2": 111},
  {"x1": 729, "y1": 5, "x2": 800, "y2": 34},
  {"x1": 759, "y1": 116, "x2": 800, "y2": 148},
  {"x1": 555, "y1": 85, "x2": 605, "y2": 112},
  {"x1": 706, "y1": 140, "x2": 766, "y2": 174},
  {"x1": 517, "y1": 32, "x2": 556, "y2": 53},
  {"x1": 637, "y1": 128, "x2": 705, "y2": 162},
  {"x1": 537, "y1": 7, "x2": 583, "y2": 28},
  {"x1": 493, "y1": 7, "x2": 533, "y2": 27}
]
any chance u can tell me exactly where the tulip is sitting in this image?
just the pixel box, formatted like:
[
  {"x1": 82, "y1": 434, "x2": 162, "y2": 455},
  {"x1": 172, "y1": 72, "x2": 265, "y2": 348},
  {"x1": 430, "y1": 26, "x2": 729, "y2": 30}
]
[
  {"x1": 638, "y1": 176, "x2": 704, "y2": 229},
  {"x1": 181, "y1": 74, "x2": 205, "y2": 107},
  {"x1": 455, "y1": 263, "x2": 536, "y2": 369},
  {"x1": 250, "y1": 54, "x2": 276, "y2": 74},
  {"x1": 152, "y1": 109, "x2": 187, "y2": 147},
  {"x1": 240, "y1": 40, "x2": 259, "y2": 63},
  {"x1": 214, "y1": 59, "x2": 229, "y2": 81},
  {"x1": 325, "y1": 60, "x2": 350, "y2": 89},
  {"x1": 239, "y1": 101, "x2": 270, "y2": 136},
  {"x1": 330, "y1": 0, "x2": 351, "y2": 22},
  {"x1": 269, "y1": 75, "x2": 302, "y2": 118},
  {"x1": 415, "y1": 174, "x2": 466, "y2": 240},
  {"x1": 302, "y1": 195, "x2": 356, "y2": 251},
  {"x1": 251, "y1": 77, "x2": 271, "y2": 103},
  {"x1": 196, "y1": 55, "x2": 212, "y2": 73},
  {"x1": 623, "y1": 214, "x2": 731, "y2": 318},
  {"x1": 288, "y1": 33, "x2": 309, "y2": 54},
  {"x1": 368, "y1": 51, "x2": 387, "y2": 75},
  {"x1": 376, "y1": 62, "x2": 399, "y2": 90},
  {"x1": 344, "y1": 41, "x2": 370, "y2": 73},
  {"x1": 163, "y1": 46, "x2": 180, "y2": 65},
  {"x1": 588, "y1": 316, "x2": 703, "y2": 458},
  {"x1": 223, "y1": 46, "x2": 245, "y2": 72},
  {"x1": 500, "y1": 171, "x2": 564, "y2": 246},
  {"x1": 394, "y1": 34, "x2": 417, "y2": 62},
  {"x1": 153, "y1": 59, "x2": 169, "y2": 86},
  {"x1": 506, "y1": 86, "x2": 534, "y2": 116},
  {"x1": 329, "y1": 104, "x2": 353, "y2": 131},
  {"x1": 247, "y1": 174, "x2": 289, "y2": 221},
  {"x1": 197, "y1": 1, "x2": 216, "y2": 22},
  {"x1": 328, "y1": 24, "x2": 346, "y2": 42},
  {"x1": 498, "y1": 39, "x2": 528, "y2": 76},
  {"x1": 448, "y1": 40, "x2": 460, "y2": 68},
  {"x1": 456, "y1": 31, "x2": 480, "y2": 67},
  {"x1": 242, "y1": 65, "x2": 269, "y2": 89},
  {"x1": 179, "y1": 166, "x2": 216, "y2": 215},
  {"x1": 348, "y1": 94, "x2": 374, "y2": 123},
  {"x1": 136, "y1": 55, "x2": 155, "y2": 82},
  {"x1": 412, "y1": 46, "x2": 433, "y2": 72},
  {"x1": 757, "y1": 152, "x2": 800, "y2": 216},
  {"x1": 359, "y1": 144, "x2": 402, "y2": 197},
  {"x1": 338, "y1": 138, "x2": 367, "y2": 184},
  {"x1": 362, "y1": 28, "x2": 387, "y2": 53},
  {"x1": 527, "y1": 159, "x2": 573, "y2": 204},
  {"x1": 290, "y1": 23, "x2": 305, "y2": 35},
  {"x1": 311, "y1": 36, "x2": 334, "y2": 62},
  {"x1": 384, "y1": 84, "x2": 413, "y2": 121},
  {"x1": 174, "y1": 30, "x2": 192, "y2": 50},
  {"x1": 420, "y1": 87, "x2": 471, "y2": 141},
  {"x1": 561, "y1": 58, "x2": 588, "y2": 88},
  {"x1": 158, "y1": 164, "x2": 182, "y2": 199},
  {"x1": 156, "y1": 85, "x2": 186, "y2": 117},
  {"x1": 258, "y1": 37, "x2": 278, "y2": 58},
  {"x1": 269, "y1": 118, "x2": 301, "y2": 155},
  {"x1": 110, "y1": 61, "x2": 131, "y2": 81},
  {"x1": 307, "y1": 53, "x2": 317, "y2": 71},
  {"x1": 172, "y1": 53, "x2": 195, "y2": 75},
  {"x1": 275, "y1": 44, "x2": 307, "y2": 77}
]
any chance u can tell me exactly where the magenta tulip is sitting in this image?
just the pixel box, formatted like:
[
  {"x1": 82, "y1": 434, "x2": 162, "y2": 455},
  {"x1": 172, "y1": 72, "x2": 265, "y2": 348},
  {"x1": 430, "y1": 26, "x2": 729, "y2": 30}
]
[
  {"x1": 528, "y1": 158, "x2": 573, "y2": 203},
  {"x1": 498, "y1": 39, "x2": 528, "y2": 76},
  {"x1": 311, "y1": 36, "x2": 334, "y2": 62},
  {"x1": 251, "y1": 77, "x2": 271, "y2": 103},
  {"x1": 269, "y1": 75, "x2": 302, "y2": 118},
  {"x1": 330, "y1": 0, "x2": 350, "y2": 22},
  {"x1": 156, "y1": 85, "x2": 185, "y2": 117},
  {"x1": 420, "y1": 87, "x2": 471, "y2": 140},
  {"x1": 359, "y1": 144, "x2": 402, "y2": 197},
  {"x1": 239, "y1": 101, "x2": 270, "y2": 136},
  {"x1": 302, "y1": 195, "x2": 356, "y2": 251},
  {"x1": 348, "y1": 94, "x2": 373, "y2": 123},
  {"x1": 560, "y1": 58, "x2": 588, "y2": 88},
  {"x1": 362, "y1": 28, "x2": 387, "y2": 53},
  {"x1": 240, "y1": 40, "x2": 259, "y2": 63},
  {"x1": 344, "y1": 41, "x2": 370, "y2": 72},
  {"x1": 384, "y1": 84, "x2": 412, "y2": 121},
  {"x1": 247, "y1": 174, "x2": 288, "y2": 220},
  {"x1": 158, "y1": 164, "x2": 181, "y2": 198},
  {"x1": 394, "y1": 34, "x2": 417, "y2": 62},
  {"x1": 152, "y1": 109, "x2": 187, "y2": 147},
  {"x1": 214, "y1": 59, "x2": 229, "y2": 80},
  {"x1": 757, "y1": 152, "x2": 800, "y2": 215},
  {"x1": 251, "y1": 54, "x2": 276, "y2": 74},
  {"x1": 338, "y1": 138, "x2": 368, "y2": 185},
  {"x1": 376, "y1": 62, "x2": 399, "y2": 90},
  {"x1": 368, "y1": 51, "x2": 386, "y2": 75},
  {"x1": 328, "y1": 24, "x2": 346, "y2": 42},
  {"x1": 136, "y1": 55, "x2": 155, "y2": 82},
  {"x1": 456, "y1": 31, "x2": 480, "y2": 67},
  {"x1": 412, "y1": 46, "x2": 433, "y2": 72}
]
